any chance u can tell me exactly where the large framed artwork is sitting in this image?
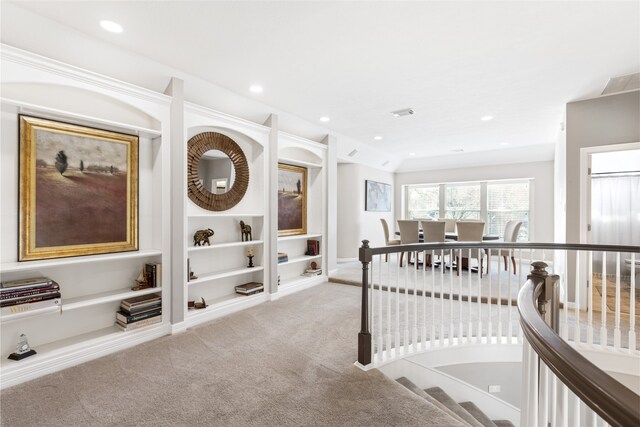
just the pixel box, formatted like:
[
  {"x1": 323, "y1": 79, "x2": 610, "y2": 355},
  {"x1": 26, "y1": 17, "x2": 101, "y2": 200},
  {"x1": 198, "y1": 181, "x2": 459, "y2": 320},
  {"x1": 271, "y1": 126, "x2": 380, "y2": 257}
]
[
  {"x1": 19, "y1": 115, "x2": 139, "y2": 261},
  {"x1": 278, "y1": 163, "x2": 307, "y2": 236},
  {"x1": 365, "y1": 180, "x2": 391, "y2": 212}
]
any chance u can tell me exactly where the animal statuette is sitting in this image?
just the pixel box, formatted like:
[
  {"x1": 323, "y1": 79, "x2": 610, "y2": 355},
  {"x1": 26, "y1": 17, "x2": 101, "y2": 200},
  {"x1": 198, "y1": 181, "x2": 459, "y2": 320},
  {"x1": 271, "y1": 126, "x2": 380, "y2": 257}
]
[
  {"x1": 193, "y1": 228, "x2": 214, "y2": 246},
  {"x1": 240, "y1": 221, "x2": 252, "y2": 242}
]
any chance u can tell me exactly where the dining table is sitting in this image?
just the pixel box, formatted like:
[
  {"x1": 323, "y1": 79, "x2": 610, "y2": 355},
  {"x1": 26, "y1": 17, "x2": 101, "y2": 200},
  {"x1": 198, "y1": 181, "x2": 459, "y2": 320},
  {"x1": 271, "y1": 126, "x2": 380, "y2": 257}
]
[{"x1": 394, "y1": 231, "x2": 500, "y2": 241}]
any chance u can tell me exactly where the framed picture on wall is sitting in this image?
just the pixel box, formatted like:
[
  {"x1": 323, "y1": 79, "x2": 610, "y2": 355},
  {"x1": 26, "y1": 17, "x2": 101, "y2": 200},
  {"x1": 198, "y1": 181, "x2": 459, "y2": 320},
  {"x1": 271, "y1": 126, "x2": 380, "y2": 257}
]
[
  {"x1": 365, "y1": 180, "x2": 391, "y2": 212},
  {"x1": 278, "y1": 163, "x2": 307, "y2": 236},
  {"x1": 19, "y1": 115, "x2": 139, "y2": 261}
]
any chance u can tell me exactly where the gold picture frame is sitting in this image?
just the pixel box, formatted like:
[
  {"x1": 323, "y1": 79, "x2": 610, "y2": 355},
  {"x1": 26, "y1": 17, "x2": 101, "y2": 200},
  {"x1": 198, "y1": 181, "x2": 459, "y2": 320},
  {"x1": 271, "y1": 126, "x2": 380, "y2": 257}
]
[
  {"x1": 278, "y1": 163, "x2": 307, "y2": 237},
  {"x1": 19, "y1": 115, "x2": 138, "y2": 261}
]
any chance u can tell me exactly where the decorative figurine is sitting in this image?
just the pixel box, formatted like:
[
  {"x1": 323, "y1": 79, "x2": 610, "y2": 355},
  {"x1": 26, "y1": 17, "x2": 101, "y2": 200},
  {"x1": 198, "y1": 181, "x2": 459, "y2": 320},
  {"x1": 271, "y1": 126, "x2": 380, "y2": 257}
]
[
  {"x1": 8, "y1": 334, "x2": 36, "y2": 360},
  {"x1": 131, "y1": 267, "x2": 151, "y2": 291},
  {"x1": 240, "y1": 221, "x2": 252, "y2": 242},
  {"x1": 246, "y1": 246, "x2": 255, "y2": 268},
  {"x1": 188, "y1": 258, "x2": 198, "y2": 281},
  {"x1": 193, "y1": 228, "x2": 214, "y2": 246},
  {"x1": 188, "y1": 298, "x2": 207, "y2": 310},
  {"x1": 310, "y1": 261, "x2": 318, "y2": 270}
]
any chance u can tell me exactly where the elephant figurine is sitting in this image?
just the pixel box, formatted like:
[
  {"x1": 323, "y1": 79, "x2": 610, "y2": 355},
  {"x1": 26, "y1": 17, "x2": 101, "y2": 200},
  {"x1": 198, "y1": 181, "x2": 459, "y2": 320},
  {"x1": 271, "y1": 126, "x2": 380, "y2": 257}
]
[{"x1": 193, "y1": 228, "x2": 214, "y2": 246}]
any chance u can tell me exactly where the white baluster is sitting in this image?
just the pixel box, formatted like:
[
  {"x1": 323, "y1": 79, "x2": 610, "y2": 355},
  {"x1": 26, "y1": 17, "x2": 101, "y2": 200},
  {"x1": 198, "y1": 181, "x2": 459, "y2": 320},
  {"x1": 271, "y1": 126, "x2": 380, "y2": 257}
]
[
  {"x1": 412, "y1": 251, "x2": 418, "y2": 352},
  {"x1": 459, "y1": 248, "x2": 464, "y2": 344},
  {"x1": 377, "y1": 256, "x2": 383, "y2": 362},
  {"x1": 561, "y1": 382, "x2": 568, "y2": 426},
  {"x1": 431, "y1": 250, "x2": 436, "y2": 346},
  {"x1": 563, "y1": 250, "x2": 569, "y2": 341},
  {"x1": 572, "y1": 387, "x2": 580, "y2": 427},
  {"x1": 450, "y1": 248, "x2": 455, "y2": 346},
  {"x1": 518, "y1": 248, "x2": 524, "y2": 344},
  {"x1": 468, "y1": 248, "x2": 474, "y2": 342},
  {"x1": 395, "y1": 254, "x2": 400, "y2": 357},
  {"x1": 508, "y1": 248, "x2": 513, "y2": 341},
  {"x1": 588, "y1": 251, "x2": 594, "y2": 346},
  {"x1": 614, "y1": 252, "x2": 621, "y2": 349},
  {"x1": 601, "y1": 252, "x2": 607, "y2": 348},
  {"x1": 531, "y1": 344, "x2": 539, "y2": 427},
  {"x1": 386, "y1": 253, "x2": 392, "y2": 360},
  {"x1": 404, "y1": 254, "x2": 409, "y2": 354},
  {"x1": 477, "y1": 248, "x2": 483, "y2": 342},
  {"x1": 630, "y1": 253, "x2": 636, "y2": 352},
  {"x1": 422, "y1": 251, "x2": 427, "y2": 347},
  {"x1": 520, "y1": 340, "x2": 530, "y2": 427},
  {"x1": 540, "y1": 363, "x2": 549, "y2": 427},
  {"x1": 574, "y1": 251, "x2": 581, "y2": 345},
  {"x1": 498, "y1": 246, "x2": 503, "y2": 342},
  {"x1": 550, "y1": 371, "x2": 558, "y2": 427},
  {"x1": 370, "y1": 257, "x2": 375, "y2": 363},
  {"x1": 440, "y1": 249, "x2": 445, "y2": 347},
  {"x1": 488, "y1": 248, "x2": 493, "y2": 343}
]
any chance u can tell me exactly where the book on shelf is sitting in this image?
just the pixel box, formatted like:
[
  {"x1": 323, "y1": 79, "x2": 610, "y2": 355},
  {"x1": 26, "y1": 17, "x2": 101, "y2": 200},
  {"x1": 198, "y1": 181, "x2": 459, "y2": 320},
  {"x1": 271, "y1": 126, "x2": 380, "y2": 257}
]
[
  {"x1": 116, "y1": 307, "x2": 162, "y2": 324},
  {"x1": 277, "y1": 252, "x2": 289, "y2": 263},
  {"x1": 0, "y1": 292, "x2": 62, "y2": 308},
  {"x1": 306, "y1": 240, "x2": 320, "y2": 256},
  {"x1": 0, "y1": 284, "x2": 60, "y2": 300},
  {"x1": 145, "y1": 263, "x2": 161, "y2": 288},
  {"x1": 1, "y1": 298, "x2": 61, "y2": 316},
  {"x1": 122, "y1": 301, "x2": 162, "y2": 315},
  {"x1": 121, "y1": 293, "x2": 161, "y2": 308},
  {"x1": 235, "y1": 282, "x2": 264, "y2": 295},
  {"x1": 116, "y1": 314, "x2": 162, "y2": 331},
  {"x1": 1, "y1": 277, "x2": 53, "y2": 289},
  {"x1": 302, "y1": 268, "x2": 322, "y2": 277}
]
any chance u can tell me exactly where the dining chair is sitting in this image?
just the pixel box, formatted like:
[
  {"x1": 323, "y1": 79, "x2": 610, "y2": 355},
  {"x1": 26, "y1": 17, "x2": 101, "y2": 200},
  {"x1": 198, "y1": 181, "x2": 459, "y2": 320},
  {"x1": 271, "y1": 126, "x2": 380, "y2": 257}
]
[
  {"x1": 420, "y1": 220, "x2": 446, "y2": 269},
  {"x1": 438, "y1": 218, "x2": 456, "y2": 233},
  {"x1": 397, "y1": 220, "x2": 420, "y2": 267},
  {"x1": 455, "y1": 221, "x2": 486, "y2": 277},
  {"x1": 380, "y1": 218, "x2": 401, "y2": 262},
  {"x1": 499, "y1": 220, "x2": 523, "y2": 274}
]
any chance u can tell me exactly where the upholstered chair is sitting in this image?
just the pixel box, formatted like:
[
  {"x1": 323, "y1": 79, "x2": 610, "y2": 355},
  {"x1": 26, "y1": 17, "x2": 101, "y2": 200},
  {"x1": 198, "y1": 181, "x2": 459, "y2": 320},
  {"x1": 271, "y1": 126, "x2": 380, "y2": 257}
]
[
  {"x1": 397, "y1": 220, "x2": 420, "y2": 267},
  {"x1": 380, "y1": 218, "x2": 401, "y2": 262},
  {"x1": 438, "y1": 218, "x2": 456, "y2": 233},
  {"x1": 420, "y1": 221, "x2": 446, "y2": 269},
  {"x1": 499, "y1": 220, "x2": 523, "y2": 274},
  {"x1": 455, "y1": 221, "x2": 486, "y2": 277}
]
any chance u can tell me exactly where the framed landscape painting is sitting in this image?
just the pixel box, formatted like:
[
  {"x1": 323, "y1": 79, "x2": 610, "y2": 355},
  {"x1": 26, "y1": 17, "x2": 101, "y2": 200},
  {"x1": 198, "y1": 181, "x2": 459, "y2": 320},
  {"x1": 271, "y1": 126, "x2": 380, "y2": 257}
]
[
  {"x1": 19, "y1": 115, "x2": 138, "y2": 261},
  {"x1": 278, "y1": 163, "x2": 307, "y2": 236},
  {"x1": 365, "y1": 180, "x2": 391, "y2": 212}
]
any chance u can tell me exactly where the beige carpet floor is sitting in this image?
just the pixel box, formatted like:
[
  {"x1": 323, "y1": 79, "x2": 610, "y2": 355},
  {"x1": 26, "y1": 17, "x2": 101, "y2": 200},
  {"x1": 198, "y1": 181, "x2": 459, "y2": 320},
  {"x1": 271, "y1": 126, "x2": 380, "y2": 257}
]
[{"x1": 0, "y1": 283, "x2": 464, "y2": 427}]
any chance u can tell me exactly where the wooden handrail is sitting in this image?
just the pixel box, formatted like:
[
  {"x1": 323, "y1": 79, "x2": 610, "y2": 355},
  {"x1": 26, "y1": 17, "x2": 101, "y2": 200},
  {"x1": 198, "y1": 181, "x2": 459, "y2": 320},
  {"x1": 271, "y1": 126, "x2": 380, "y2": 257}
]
[{"x1": 518, "y1": 278, "x2": 640, "y2": 427}]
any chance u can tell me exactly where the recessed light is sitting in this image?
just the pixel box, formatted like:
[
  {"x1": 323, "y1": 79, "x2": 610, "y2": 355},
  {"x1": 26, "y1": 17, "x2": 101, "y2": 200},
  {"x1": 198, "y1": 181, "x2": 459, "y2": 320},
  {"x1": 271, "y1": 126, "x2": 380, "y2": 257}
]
[
  {"x1": 249, "y1": 85, "x2": 263, "y2": 93},
  {"x1": 451, "y1": 148, "x2": 464, "y2": 152},
  {"x1": 373, "y1": 136, "x2": 383, "y2": 141},
  {"x1": 500, "y1": 142, "x2": 509, "y2": 146},
  {"x1": 481, "y1": 115, "x2": 493, "y2": 121},
  {"x1": 320, "y1": 117, "x2": 330, "y2": 122},
  {"x1": 100, "y1": 20, "x2": 123, "y2": 33},
  {"x1": 409, "y1": 152, "x2": 416, "y2": 156}
]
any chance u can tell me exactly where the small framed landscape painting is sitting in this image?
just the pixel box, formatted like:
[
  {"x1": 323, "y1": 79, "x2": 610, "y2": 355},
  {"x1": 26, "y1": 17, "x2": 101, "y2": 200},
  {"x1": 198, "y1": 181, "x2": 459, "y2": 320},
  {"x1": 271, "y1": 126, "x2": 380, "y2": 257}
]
[
  {"x1": 365, "y1": 180, "x2": 391, "y2": 212},
  {"x1": 19, "y1": 115, "x2": 139, "y2": 261},
  {"x1": 278, "y1": 163, "x2": 307, "y2": 236}
]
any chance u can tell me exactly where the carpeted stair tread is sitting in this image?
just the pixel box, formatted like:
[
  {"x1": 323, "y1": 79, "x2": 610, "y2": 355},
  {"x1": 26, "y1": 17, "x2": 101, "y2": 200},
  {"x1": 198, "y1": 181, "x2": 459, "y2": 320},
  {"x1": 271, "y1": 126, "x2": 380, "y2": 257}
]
[
  {"x1": 396, "y1": 378, "x2": 471, "y2": 426},
  {"x1": 425, "y1": 387, "x2": 484, "y2": 427},
  {"x1": 459, "y1": 401, "x2": 497, "y2": 427},
  {"x1": 492, "y1": 421, "x2": 515, "y2": 427}
]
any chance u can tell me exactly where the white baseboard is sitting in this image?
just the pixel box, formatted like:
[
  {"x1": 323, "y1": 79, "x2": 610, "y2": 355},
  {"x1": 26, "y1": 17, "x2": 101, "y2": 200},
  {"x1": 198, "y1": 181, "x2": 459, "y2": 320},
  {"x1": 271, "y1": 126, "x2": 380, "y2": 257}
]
[
  {"x1": 272, "y1": 275, "x2": 326, "y2": 300},
  {"x1": 337, "y1": 257, "x2": 358, "y2": 263}
]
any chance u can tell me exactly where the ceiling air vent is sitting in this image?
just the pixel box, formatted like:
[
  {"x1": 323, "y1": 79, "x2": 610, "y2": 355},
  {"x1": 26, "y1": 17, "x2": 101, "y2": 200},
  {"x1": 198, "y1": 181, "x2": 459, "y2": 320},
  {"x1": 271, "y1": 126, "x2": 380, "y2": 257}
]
[
  {"x1": 381, "y1": 160, "x2": 390, "y2": 167},
  {"x1": 602, "y1": 73, "x2": 640, "y2": 95},
  {"x1": 391, "y1": 108, "x2": 415, "y2": 117},
  {"x1": 348, "y1": 149, "x2": 358, "y2": 157}
]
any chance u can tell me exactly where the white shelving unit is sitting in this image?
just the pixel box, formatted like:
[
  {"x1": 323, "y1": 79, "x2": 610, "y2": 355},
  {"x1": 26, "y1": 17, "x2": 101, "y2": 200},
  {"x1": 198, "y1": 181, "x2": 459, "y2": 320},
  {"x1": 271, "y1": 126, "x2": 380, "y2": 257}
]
[
  {"x1": 0, "y1": 46, "x2": 172, "y2": 388},
  {"x1": 181, "y1": 102, "x2": 271, "y2": 328},
  {"x1": 276, "y1": 132, "x2": 328, "y2": 297}
]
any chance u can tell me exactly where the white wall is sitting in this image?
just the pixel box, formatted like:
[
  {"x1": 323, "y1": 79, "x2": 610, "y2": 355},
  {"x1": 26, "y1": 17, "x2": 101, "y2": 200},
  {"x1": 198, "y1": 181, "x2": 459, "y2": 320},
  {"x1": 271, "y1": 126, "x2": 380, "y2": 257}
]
[
  {"x1": 337, "y1": 163, "x2": 395, "y2": 259},
  {"x1": 395, "y1": 161, "x2": 555, "y2": 243}
]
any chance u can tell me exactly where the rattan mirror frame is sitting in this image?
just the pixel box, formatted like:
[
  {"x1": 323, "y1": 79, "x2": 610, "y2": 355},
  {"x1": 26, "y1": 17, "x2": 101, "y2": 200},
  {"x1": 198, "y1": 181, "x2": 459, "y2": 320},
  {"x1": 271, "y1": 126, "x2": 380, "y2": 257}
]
[{"x1": 187, "y1": 132, "x2": 249, "y2": 211}]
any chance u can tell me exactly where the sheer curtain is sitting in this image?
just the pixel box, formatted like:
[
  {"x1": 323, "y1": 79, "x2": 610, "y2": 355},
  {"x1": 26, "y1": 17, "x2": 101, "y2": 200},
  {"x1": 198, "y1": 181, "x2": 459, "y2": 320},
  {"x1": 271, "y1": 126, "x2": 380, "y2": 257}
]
[{"x1": 591, "y1": 175, "x2": 640, "y2": 272}]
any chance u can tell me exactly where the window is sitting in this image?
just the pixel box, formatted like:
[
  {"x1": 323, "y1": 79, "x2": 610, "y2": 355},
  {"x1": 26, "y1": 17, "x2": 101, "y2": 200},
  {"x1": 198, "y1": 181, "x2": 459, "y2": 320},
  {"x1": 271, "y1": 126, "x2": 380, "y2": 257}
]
[
  {"x1": 406, "y1": 185, "x2": 439, "y2": 219},
  {"x1": 403, "y1": 179, "x2": 532, "y2": 240},
  {"x1": 444, "y1": 184, "x2": 481, "y2": 220},
  {"x1": 487, "y1": 181, "x2": 529, "y2": 240}
]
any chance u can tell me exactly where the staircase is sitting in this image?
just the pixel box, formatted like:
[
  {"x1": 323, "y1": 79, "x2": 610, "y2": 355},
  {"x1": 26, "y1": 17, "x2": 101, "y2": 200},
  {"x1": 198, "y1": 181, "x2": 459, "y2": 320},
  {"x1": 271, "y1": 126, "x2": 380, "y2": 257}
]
[{"x1": 397, "y1": 377, "x2": 515, "y2": 427}]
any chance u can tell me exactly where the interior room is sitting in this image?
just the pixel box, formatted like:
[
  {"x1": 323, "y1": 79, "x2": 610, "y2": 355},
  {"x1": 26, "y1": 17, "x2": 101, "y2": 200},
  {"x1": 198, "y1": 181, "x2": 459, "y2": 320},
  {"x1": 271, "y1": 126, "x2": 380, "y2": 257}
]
[{"x1": 0, "y1": 2, "x2": 638, "y2": 426}]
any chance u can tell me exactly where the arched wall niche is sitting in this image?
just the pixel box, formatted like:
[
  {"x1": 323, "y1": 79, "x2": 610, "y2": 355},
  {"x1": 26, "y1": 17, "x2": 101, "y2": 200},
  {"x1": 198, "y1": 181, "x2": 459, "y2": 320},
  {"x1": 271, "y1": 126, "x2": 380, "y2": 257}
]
[
  {"x1": 278, "y1": 146, "x2": 322, "y2": 165},
  {"x1": 2, "y1": 83, "x2": 161, "y2": 131}
]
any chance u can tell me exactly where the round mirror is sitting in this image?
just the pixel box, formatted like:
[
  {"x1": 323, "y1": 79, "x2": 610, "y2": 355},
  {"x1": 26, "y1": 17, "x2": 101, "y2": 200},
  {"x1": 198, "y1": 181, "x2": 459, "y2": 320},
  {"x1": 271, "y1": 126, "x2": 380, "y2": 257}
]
[
  {"x1": 187, "y1": 132, "x2": 249, "y2": 211},
  {"x1": 198, "y1": 149, "x2": 236, "y2": 194}
]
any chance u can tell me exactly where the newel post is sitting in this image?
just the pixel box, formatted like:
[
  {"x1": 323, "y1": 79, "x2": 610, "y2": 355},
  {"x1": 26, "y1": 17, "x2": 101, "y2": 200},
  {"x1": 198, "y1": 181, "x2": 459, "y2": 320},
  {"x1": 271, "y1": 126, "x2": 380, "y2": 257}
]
[
  {"x1": 358, "y1": 240, "x2": 372, "y2": 366},
  {"x1": 528, "y1": 261, "x2": 561, "y2": 333}
]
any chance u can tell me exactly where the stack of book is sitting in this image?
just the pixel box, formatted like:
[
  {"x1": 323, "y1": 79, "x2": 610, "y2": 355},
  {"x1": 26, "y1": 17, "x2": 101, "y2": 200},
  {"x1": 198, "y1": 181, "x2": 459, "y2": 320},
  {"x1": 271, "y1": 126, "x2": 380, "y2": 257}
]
[
  {"x1": 1, "y1": 277, "x2": 61, "y2": 316},
  {"x1": 306, "y1": 240, "x2": 320, "y2": 256},
  {"x1": 277, "y1": 252, "x2": 289, "y2": 264},
  {"x1": 235, "y1": 282, "x2": 264, "y2": 296},
  {"x1": 116, "y1": 293, "x2": 161, "y2": 331},
  {"x1": 302, "y1": 268, "x2": 322, "y2": 277}
]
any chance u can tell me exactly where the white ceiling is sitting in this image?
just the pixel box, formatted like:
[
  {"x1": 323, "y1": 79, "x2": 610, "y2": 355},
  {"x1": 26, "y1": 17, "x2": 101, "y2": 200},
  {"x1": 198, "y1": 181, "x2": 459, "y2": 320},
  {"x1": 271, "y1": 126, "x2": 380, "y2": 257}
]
[{"x1": 4, "y1": 1, "x2": 640, "y2": 164}]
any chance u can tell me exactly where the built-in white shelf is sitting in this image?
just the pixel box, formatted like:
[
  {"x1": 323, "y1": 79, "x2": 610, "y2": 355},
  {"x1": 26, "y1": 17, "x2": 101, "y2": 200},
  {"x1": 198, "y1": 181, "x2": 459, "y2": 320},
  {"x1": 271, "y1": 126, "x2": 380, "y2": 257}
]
[
  {"x1": 277, "y1": 255, "x2": 322, "y2": 267},
  {"x1": 0, "y1": 249, "x2": 163, "y2": 274},
  {"x1": 187, "y1": 266, "x2": 264, "y2": 285},
  {"x1": 278, "y1": 157, "x2": 322, "y2": 169},
  {"x1": 277, "y1": 233, "x2": 322, "y2": 242},
  {"x1": 279, "y1": 275, "x2": 325, "y2": 290},
  {"x1": 63, "y1": 287, "x2": 162, "y2": 312},
  {"x1": 0, "y1": 305, "x2": 61, "y2": 324},
  {"x1": 188, "y1": 240, "x2": 264, "y2": 253},
  {"x1": 188, "y1": 213, "x2": 264, "y2": 218},
  {"x1": 186, "y1": 291, "x2": 268, "y2": 320}
]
